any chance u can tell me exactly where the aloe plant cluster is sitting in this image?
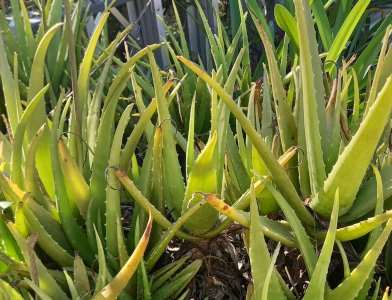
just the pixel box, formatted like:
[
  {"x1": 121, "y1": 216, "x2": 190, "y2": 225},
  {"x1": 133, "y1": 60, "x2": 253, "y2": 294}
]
[{"x1": 0, "y1": 0, "x2": 392, "y2": 299}]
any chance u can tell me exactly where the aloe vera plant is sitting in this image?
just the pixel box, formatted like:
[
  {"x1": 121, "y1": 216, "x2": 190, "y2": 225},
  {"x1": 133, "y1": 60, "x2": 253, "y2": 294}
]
[{"x1": 1, "y1": 0, "x2": 392, "y2": 298}]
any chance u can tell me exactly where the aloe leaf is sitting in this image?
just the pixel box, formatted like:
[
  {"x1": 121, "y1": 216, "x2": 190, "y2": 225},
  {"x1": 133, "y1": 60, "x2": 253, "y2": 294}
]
[
  {"x1": 203, "y1": 193, "x2": 297, "y2": 247},
  {"x1": 216, "y1": 48, "x2": 245, "y2": 191},
  {"x1": 0, "y1": 278, "x2": 24, "y2": 299},
  {"x1": 88, "y1": 46, "x2": 159, "y2": 247},
  {"x1": 362, "y1": 165, "x2": 384, "y2": 255},
  {"x1": 22, "y1": 204, "x2": 74, "y2": 267},
  {"x1": 24, "y1": 125, "x2": 54, "y2": 213},
  {"x1": 24, "y1": 197, "x2": 71, "y2": 251},
  {"x1": 202, "y1": 146, "x2": 300, "y2": 238},
  {"x1": 274, "y1": 4, "x2": 299, "y2": 53},
  {"x1": 262, "y1": 243, "x2": 282, "y2": 300},
  {"x1": 146, "y1": 201, "x2": 207, "y2": 271},
  {"x1": 249, "y1": 182, "x2": 285, "y2": 299},
  {"x1": 7, "y1": 222, "x2": 69, "y2": 300},
  {"x1": 106, "y1": 104, "x2": 133, "y2": 259},
  {"x1": 94, "y1": 227, "x2": 107, "y2": 294},
  {"x1": 326, "y1": 218, "x2": 392, "y2": 299},
  {"x1": 64, "y1": 270, "x2": 79, "y2": 300},
  {"x1": 177, "y1": 55, "x2": 314, "y2": 225},
  {"x1": 335, "y1": 210, "x2": 392, "y2": 241},
  {"x1": 51, "y1": 100, "x2": 94, "y2": 263},
  {"x1": 364, "y1": 27, "x2": 392, "y2": 114},
  {"x1": 226, "y1": 128, "x2": 250, "y2": 194},
  {"x1": 256, "y1": 22, "x2": 297, "y2": 153},
  {"x1": 78, "y1": 12, "x2": 109, "y2": 110},
  {"x1": 27, "y1": 23, "x2": 62, "y2": 139},
  {"x1": 172, "y1": 1, "x2": 189, "y2": 59},
  {"x1": 0, "y1": 213, "x2": 22, "y2": 262},
  {"x1": 186, "y1": 98, "x2": 196, "y2": 178},
  {"x1": 182, "y1": 132, "x2": 218, "y2": 234},
  {"x1": 93, "y1": 210, "x2": 152, "y2": 300},
  {"x1": 325, "y1": 0, "x2": 371, "y2": 73},
  {"x1": 9, "y1": 0, "x2": 30, "y2": 75},
  {"x1": 19, "y1": 0, "x2": 35, "y2": 59},
  {"x1": 246, "y1": 0, "x2": 273, "y2": 45},
  {"x1": 120, "y1": 99, "x2": 157, "y2": 170},
  {"x1": 303, "y1": 190, "x2": 339, "y2": 299},
  {"x1": 147, "y1": 50, "x2": 185, "y2": 217},
  {"x1": 58, "y1": 139, "x2": 90, "y2": 219},
  {"x1": 339, "y1": 166, "x2": 392, "y2": 223},
  {"x1": 0, "y1": 32, "x2": 21, "y2": 136},
  {"x1": 194, "y1": 0, "x2": 227, "y2": 76},
  {"x1": 312, "y1": 75, "x2": 392, "y2": 216},
  {"x1": 114, "y1": 168, "x2": 198, "y2": 241},
  {"x1": 87, "y1": 39, "x2": 116, "y2": 162},
  {"x1": 11, "y1": 85, "x2": 49, "y2": 189},
  {"x1": 74, "y1": 254, "x2": 91, "y2": 298},
  {"x1": 258, "y1": 175, "x2": 317, "y2": 277},
  {"x1": 293, "y1": 0, "x2": 327, "y2": 194}
]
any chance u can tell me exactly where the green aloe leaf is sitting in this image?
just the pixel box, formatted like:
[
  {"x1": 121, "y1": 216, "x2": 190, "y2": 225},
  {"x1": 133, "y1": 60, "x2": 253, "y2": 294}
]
[
  {"x1": 7, "y1": 222, "x2": 69, "y2": 300},
  {"x1": 312, "y1": 75, "x2": 392, "y2": 216},
  {"x1": 293, "y1": 0, "x2": 327, "y2": 194},
  {"x1": 177, "y1": 55, "x2": 314, "y2": 225},
  {"x1": 27, "y1": 23, "x2": 62, "y2": 139},
  {"x1": 106, "y1": 104, "x2": 134, "y2": 259},
  {"x1": 326, "y1": 218, "x2": 392, "y2": 299},
  {"x1": 249, "y1": 182, "x2": 285, "y2": 299},
  {"x1": 182, "y1": 132, "x2": 218, "y2": 234},
  {"x1": 303, "y1": 190, "x2": 339, "y2": 299},
  {"x1": 148, "y1": 49, "x2": 185, "y2": 217}
]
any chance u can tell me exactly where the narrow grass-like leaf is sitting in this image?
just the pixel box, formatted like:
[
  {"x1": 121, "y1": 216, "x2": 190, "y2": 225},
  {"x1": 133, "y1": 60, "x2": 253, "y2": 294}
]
[
  {"x1": 325, "y1": 0, "x2": 371, "y2": 73},
  {"x1": 274, "y1": 4, "x2": 299, "y2": 52},
  {"x1": 151, "y1": 256, "x2": 189, "y2": 291}
]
